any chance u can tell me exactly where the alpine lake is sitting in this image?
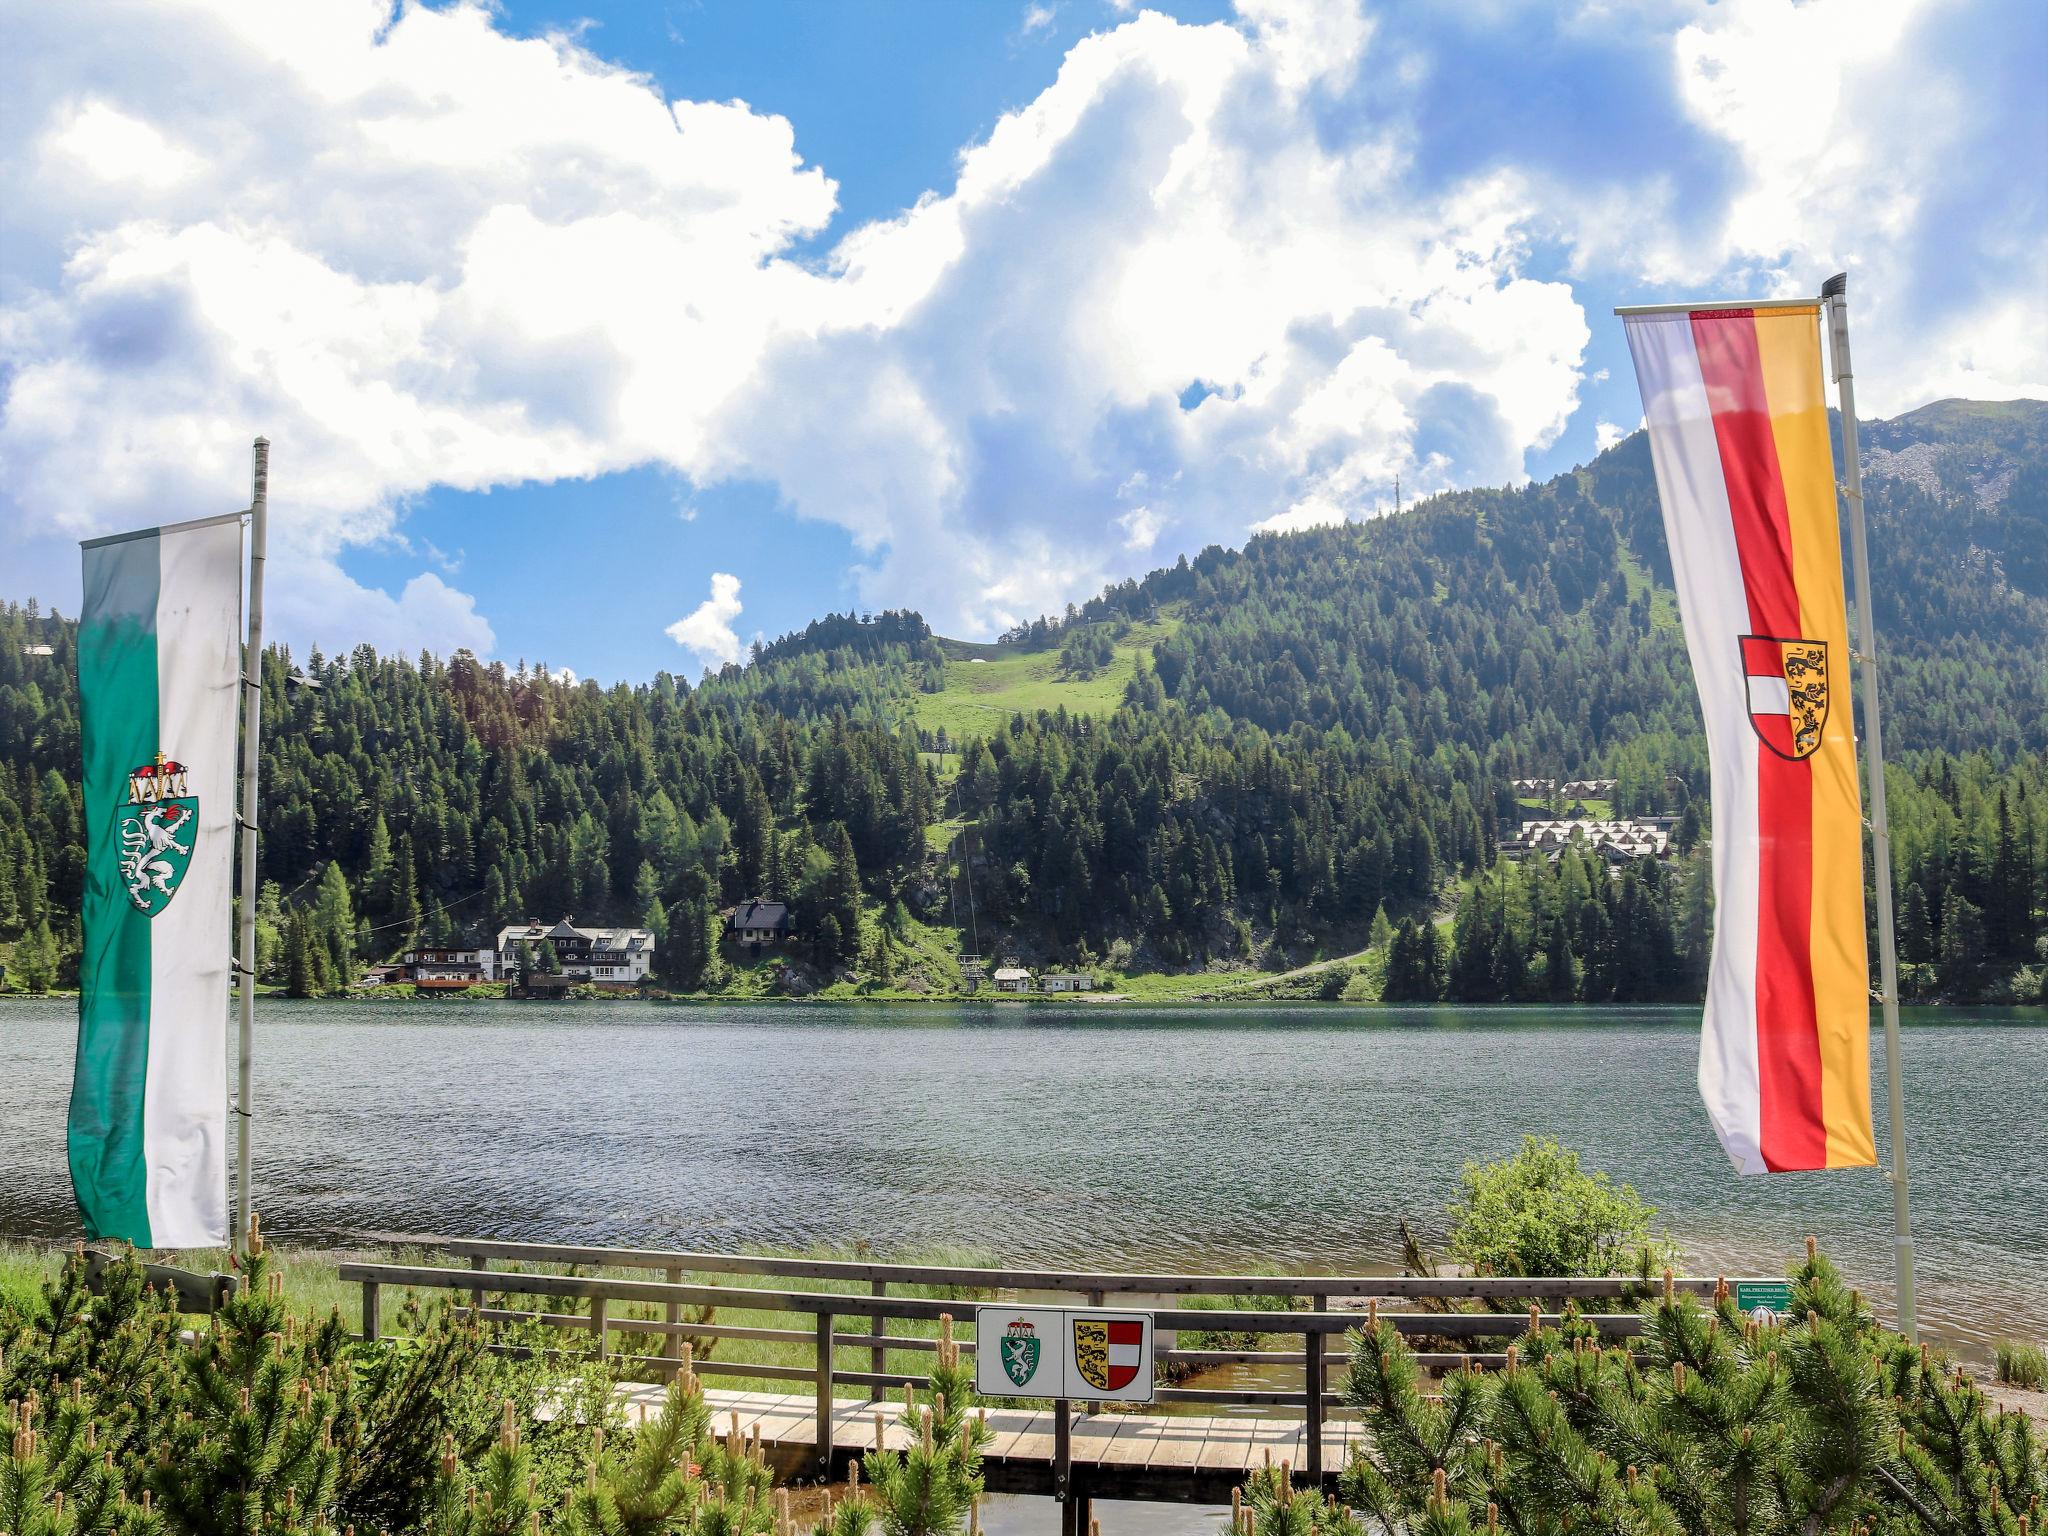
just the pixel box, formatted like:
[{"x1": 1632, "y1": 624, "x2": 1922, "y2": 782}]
[
  {"x1": 6, "y1": 997, "x2": 2042, "y2": 1534},
  {"x1": 2, "y1": 996, "x2": 2041, "y2": 1351}
]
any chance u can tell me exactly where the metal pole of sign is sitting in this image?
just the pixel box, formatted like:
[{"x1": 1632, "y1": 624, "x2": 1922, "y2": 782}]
[
  {"x1": 1053, "y1": 1400, "x2": 1075, "y2": 1536},
  {"x1": 233, "y1": 437, "x2": 269, "y2": 1257},
  {"x1": 1821, "y1": 275, "x2": 1916, "y2": 1343}
]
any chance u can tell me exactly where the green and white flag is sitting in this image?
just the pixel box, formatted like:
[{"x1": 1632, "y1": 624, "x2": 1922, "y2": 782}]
[{"x1": 71, "y1": 512, "x2": 245, "y2": 1248}]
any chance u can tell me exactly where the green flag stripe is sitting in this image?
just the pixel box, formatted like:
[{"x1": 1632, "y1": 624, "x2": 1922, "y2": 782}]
[{"x1": 71, "y1": 532, "x2": 160, "y2": 1246}]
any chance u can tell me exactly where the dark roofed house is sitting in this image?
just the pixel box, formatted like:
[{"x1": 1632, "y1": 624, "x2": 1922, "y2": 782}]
[{"x1": 727, "y1": 901, "x2": 794, "y2": 949}]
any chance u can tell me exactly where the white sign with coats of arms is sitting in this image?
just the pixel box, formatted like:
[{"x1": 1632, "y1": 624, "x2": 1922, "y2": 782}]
[{"x1": 973, "y1": 1306, "x2": 1155, "y2": 1403}]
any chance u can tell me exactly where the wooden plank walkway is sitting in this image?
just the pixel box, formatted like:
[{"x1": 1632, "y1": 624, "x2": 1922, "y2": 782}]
[{"x1": 621, "y1": 1386, "x2": 1358, "y2": 1503}]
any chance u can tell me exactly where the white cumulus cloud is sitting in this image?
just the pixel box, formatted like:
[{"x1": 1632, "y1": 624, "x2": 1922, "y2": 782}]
[
  {"x1": 666, "y1": 572, "x2": 745, "y2": 670},
  {"x1": 1, "y1": 0, "x2": 2034, "y2": 660}
]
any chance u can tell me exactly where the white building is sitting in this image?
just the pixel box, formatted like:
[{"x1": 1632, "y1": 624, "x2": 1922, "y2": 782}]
[
  {"x1": 992, "y1": 967, "x2": 1031, "y2": 993},
  {"x1": 496, "y1": 918, "x2": 656, "y2": 984},
  {"x1": 1499, "y1": 818, "x2": 1671, "y2": 863},
  {"x1": 1040, "y1": 973, "x2": 1095, "y2": 993},
  {"x1": 400, "y1": 947, "x2": 497, "y2": 985}
]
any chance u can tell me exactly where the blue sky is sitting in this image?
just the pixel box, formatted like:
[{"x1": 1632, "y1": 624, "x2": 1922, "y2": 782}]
[{"x1": 3, "y1": 0, "x2": 2042, "y2": 682}]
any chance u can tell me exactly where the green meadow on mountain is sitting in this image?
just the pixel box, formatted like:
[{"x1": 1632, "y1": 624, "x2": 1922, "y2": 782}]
[{"x1": 2, "y1": 401, "x2": 2044, "y2": 1003}]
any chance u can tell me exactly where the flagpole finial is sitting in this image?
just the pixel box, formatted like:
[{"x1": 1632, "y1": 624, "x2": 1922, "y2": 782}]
[{"x1": 1821, "y1": 272, "x2": 1848, "y2": 301}]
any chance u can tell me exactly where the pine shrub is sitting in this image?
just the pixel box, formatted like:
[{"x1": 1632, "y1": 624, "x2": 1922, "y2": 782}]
[
  {"x1": 1303, "y1": 1243, "x2": 2045, "y2": 1535},
  {"x1": 816, "y1": 1315, "x2": 988, "y2": 1536}
]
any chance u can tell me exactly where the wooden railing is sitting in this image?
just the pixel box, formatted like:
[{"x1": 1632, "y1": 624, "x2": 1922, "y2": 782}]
[{"x1": 338, "y1": 1241, "x2": 1766, "y2": 1483}]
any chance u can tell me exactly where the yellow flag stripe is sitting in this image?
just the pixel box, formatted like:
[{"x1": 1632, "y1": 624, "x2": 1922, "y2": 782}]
[{"x1": 1754, "y1": 307, "x2": 1874, "y2": 1168}]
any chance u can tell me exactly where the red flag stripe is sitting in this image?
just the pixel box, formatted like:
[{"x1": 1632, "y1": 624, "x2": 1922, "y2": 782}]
[
  {"x1": 1693, "y1": 312, "x2": 1801, "y2": 637},
  {"x1": 1692, "y1": 311, "x2": 1827, "y2": 1171},
  {"x1": 1754, "y1": 752, "x2": 1824, "y2": 1169},
  {"x1": 1106, "y1": 1321, "x2": 1144, "y2": 1345}
]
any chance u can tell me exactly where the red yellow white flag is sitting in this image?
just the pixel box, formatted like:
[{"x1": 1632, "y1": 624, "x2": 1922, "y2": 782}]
[{"x1": 1622, "y1": 302, "x2": 1875, "y2": 1174}]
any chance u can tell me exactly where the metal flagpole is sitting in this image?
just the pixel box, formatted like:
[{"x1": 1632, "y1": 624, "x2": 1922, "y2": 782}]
[
  {"x1": 1821, "y1": 274, "x2": 1916, "y2": 1342},
  {"x1": 233, "y1": 437, "x2": 269, "y2": 1256}
]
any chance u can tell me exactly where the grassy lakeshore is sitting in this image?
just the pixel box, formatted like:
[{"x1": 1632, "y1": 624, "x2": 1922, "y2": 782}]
[
  {"x1": 0, "y1": 1240, "x2": 1022, "y2": 1394},
  {"x1": 0, "y1": 1237, "x2": 1329, "y2": 1416}
]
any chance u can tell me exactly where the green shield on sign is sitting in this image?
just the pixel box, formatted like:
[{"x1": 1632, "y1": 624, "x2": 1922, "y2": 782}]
[
  {"x1": 1001, "y1": 1320, "x2": 1041, "y2": 1387},
  {"x1": 118, "y1": 790, "x2": 199, "y2": 918}
]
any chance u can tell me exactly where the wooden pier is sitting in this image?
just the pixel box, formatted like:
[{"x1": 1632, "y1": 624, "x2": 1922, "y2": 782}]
[
  {"x1": 339, "y1": 1240, "x2": 1765, "y2": 1524},
  {"x1": 629, "y1": 1385, "x2": 1367, "y2": 1505}
]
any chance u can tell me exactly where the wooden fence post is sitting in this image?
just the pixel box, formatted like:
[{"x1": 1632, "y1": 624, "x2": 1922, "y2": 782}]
[
  {"x1": 870, "y1": 1278, "x2": 888, "y2": 1402},
  {"x1": 666, "y1": 1265, "x2": 684, "y2": 1366},
  {"x1": 469, "y1": 1254, "x2": 487, "y2": 1319},
  {"x1": 1305, "y1": 1294, "x2": 1327, "y2": 1485},
  {"x1": 361, "y1": 1280, "x2": 381, "y2": 1344},
  {"x1": 591, "y1": 1295, "x2": 609, "y2": 1359},
  {"x1": 816, "y1": 1312, "x2": 836, "y2": 1477}
]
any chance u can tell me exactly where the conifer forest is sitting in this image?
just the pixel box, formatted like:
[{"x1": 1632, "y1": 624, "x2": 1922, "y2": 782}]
[{"x1": 2, "y1": 402, "x2": 2045, "y2": 1003}]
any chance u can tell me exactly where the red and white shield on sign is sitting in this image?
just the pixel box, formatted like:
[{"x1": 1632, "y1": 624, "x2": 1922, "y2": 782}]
[{"x1": 1740, "y1": 635, "x2": 1829, "y2": 762}]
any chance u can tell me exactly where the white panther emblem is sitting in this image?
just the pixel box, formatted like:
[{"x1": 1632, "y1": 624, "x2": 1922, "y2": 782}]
[{"x1": 122, "y1": 804, "x2": 192, "y2": 907}]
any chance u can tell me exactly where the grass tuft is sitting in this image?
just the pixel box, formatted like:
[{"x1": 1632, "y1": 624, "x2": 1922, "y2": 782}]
[{"x1": 1995, "y1": 1338, "x2": 2047, "y2": 1390}]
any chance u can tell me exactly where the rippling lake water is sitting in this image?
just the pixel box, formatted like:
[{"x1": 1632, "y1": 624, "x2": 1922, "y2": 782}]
[{"x1": 2, "y1": 997, "x2": 2041, "y2": 1355}]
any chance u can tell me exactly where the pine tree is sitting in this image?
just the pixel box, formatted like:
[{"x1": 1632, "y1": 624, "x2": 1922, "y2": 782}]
[
  {"x1": 314, "y1": 860, "x2": 355, "y2": 984},
  {"x1": 1316, "y1": 1243, "x2": 2046, "y2": 1535},
  {"x1": 1988, "y1": 787, "x2": 2026, "y2": 957},
  {"x1": 255, "y1": 881, "x2": 286, "y2": 982},
  {"x1": 822, "y1": 823, "x2": 862, "y2": 963},
  {"x1": 1938, "y1": 886, "x2": 1987, "y2": 995},
  {"x1": 13, "y1": 919, "x2": 57, "y2": 994},
  {"x1": 1900, "y1": 880, "x2": 1935, "y2": 968},
  {"x1": 1416, "y1": 920, "x2": 1446, "y2": 1000},
  {"x1": 392, "y1": 835, "x2": 422, "y2": 948},
  {"x1": 632, "y1": 861, "x2": 664, "y2": 941},
  {"x1": 149, "y1": 1215, "x2": 351, "y2": 1534},
  {"x1": 663, "y1": 877, "x2": 721, "y2": 991},
  {"x1": 426, "y1": 1398, "x2": 541, "y2": 1536},
  {"x1": 364, "y1": 812, "x2": 395, "y2": 918},
  {"x1": 286, "y1": 912, "x2": 316, "y2": 999},
  {"x1": 1543, "y1": 917, "x2": 1577, "y2": 1002},
  {"x1": 1368, "y1": 902, "x2": 1395, "y2": 954},
  {"x1": 840, "y1": 1318, "x2": 988, "y2": 1536}
]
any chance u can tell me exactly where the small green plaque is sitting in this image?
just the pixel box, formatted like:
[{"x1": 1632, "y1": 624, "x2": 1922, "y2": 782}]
[{"x1": 1734, "y1": 1281, "x2": 1793, "y2": 1316}]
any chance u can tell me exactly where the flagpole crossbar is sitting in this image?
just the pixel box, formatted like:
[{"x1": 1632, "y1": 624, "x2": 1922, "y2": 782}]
[
  {"x1": 78, "y1": 509, "x2": 250, "y2": 550},
  {"x1": 1612, "y1": 296, "x2": 1822, "y2": 317}
]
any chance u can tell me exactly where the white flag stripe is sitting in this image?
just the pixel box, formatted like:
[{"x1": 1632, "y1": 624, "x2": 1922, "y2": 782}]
[
  {"x1": 142, "y1": 518, "x2": 241, "y2": 1247},
  {"x1": 1624, "y1": 314, "x2": 1766, "y2": 1174}
]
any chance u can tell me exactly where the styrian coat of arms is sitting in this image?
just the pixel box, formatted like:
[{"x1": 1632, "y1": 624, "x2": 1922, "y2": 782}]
[{"x1": 119, "y1": 753, "x2": 197, "y2": 916}]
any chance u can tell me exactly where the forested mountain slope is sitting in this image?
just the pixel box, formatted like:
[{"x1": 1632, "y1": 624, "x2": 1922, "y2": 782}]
[
  {"x1": 1084, "y1": 399, "x2": 2048, "y2": 774},
  {"x1": 1, "y1": 401, "x2": 2043, "y2": 1001}
]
